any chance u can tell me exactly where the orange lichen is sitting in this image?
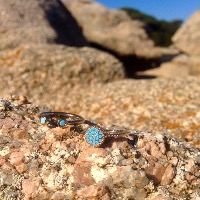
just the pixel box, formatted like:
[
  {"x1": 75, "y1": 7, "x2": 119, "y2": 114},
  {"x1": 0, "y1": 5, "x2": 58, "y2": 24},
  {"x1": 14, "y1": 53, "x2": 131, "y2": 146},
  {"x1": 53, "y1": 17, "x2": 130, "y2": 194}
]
[
  {"x1": 136, "y1": 116, "x2": 149, "y2": 124},
  {"x1": 161, "y1": 119, "x2": 183, "y2": 130},
  {"x1": 0, "y1": 47, "x2": 23, "y2": 67},
  {"x1": 185, "y1": 111, "x2": 196, "y2": 116}
]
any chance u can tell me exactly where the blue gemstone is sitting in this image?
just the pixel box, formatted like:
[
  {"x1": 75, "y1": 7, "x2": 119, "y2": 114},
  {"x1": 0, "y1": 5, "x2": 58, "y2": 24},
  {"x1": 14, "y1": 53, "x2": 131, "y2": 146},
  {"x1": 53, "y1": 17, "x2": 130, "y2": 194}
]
[
  {"x1": 40, "y1": 117, "x2": 46, "y2": 124},
  {"x1": 85, "y1": 127, "x2": 104, "y2": 147},
  {"x1": 59, "y1": 119, "x2": 67, "y2": 127}
]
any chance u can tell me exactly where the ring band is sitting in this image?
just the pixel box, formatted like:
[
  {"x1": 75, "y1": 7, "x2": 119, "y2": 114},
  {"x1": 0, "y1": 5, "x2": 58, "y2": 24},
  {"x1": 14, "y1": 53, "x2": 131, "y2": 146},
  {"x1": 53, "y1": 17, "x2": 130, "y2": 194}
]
[{"x1": 40, "y1": 112, "x2": 85, "y2": 127}]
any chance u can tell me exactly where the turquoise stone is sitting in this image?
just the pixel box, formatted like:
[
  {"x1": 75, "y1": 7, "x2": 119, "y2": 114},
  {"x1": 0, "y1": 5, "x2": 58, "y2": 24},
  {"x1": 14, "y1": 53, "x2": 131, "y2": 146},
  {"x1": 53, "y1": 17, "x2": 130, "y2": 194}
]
[
  {"x1": 59, "y1": 119, "x2": 67, "y2": 127},
  {"x1": 85, "y1": 127, "x2": 104, "y2": 147},
  {"x1": 40, "y1": 117, "x2": 46, "y2": 124}
]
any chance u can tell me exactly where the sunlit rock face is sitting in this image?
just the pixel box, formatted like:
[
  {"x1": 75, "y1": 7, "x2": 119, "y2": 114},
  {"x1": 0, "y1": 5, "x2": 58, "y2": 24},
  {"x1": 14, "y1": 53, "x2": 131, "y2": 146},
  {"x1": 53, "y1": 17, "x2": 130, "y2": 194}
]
[
  {"x1": 63, "y1": 0, "x2": 175, "y2": 57},
  {"x1": 0, "y1": 0, "x2": 87, "y2": 50},
  {"x1": 0, "y1": 96, "x2": 199, "y2": 199},
  {"x1": 142, "y1": 10, "x2": 200, "y2": 77},
  {"x1": 173, "y1": 10, "x2": 200, "y2": 56},
  {"x1": 0, "y1": 44, "x2": 125, "y2": 100}
]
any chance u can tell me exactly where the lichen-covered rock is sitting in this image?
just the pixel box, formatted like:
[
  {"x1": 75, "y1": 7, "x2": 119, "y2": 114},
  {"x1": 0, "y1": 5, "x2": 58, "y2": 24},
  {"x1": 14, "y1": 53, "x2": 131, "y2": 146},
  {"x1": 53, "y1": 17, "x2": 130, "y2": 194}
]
[
  {"x1": 0, "y1": 95, "x2": 199, "y2": 199},
  {"x1": 0, "y1": 44, "x2": 125, "y2": 99},
  {"x1": 38, "y1": 77, "x2": 200, "y2": 147}
]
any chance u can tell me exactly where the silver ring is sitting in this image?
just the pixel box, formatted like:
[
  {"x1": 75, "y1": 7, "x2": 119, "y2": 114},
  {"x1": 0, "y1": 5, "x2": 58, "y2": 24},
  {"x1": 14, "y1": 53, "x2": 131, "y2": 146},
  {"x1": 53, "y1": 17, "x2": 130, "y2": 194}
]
[{"x1": 39, "y1": 112, "x2": 85, "y2": 127}]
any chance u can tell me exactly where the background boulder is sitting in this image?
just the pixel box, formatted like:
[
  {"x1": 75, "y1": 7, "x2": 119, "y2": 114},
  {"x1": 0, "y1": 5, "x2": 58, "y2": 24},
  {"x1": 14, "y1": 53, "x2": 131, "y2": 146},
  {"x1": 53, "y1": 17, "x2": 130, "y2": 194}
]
[
  {"x1": 147, "y1": 10, "x2": 200, "y2": 77},
  {"x1": 0, "y1": 44, "x2": 125, "y2": 99},
  {"x1": 62, "y1": 0, "x2": 177, "y2": 73},
  {"x1": 0, "y1": 0, "x2": 179, "y2": 75},
  {"x1": 172, "y1": 10, "x2": 200, "y2": 55},
  {"x1": 63, "y1": 0, "x2": 174, "y2": 58},
  {"x1": 0, "y1": 0, "x2": 87, "y2": 50}
]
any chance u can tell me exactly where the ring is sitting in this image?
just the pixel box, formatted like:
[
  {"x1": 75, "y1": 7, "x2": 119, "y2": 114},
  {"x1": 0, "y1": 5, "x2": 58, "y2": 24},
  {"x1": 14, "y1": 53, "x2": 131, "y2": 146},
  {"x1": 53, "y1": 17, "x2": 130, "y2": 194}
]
[
  {"x1": 39, "y1": 112, "x2": 85, "y2": 127},
  {"x1": 84, "y1": 120, "x2": 136, "y2": 147}
]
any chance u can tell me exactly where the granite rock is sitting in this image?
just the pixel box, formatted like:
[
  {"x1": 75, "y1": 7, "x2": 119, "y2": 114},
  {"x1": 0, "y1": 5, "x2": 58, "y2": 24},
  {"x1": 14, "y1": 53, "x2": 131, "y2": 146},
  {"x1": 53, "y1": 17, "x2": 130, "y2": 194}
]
[
  {"x1": 37, "y1": 77, "x2": 200, "y2": 147},
  {"x1": 152, "y1": 10, "x2": 200, "y2": 77},
  {"x1": 62, "y1": 0, "x2": 175, "y2": 59},
  {"x1": 172, "y1": 10, "x2": 200, "y2": 55},
  {"x1": 0, "y1": 95, "x2": 199, "y2": 199},
  {"x1": 139, "y1": 54, "x2": 199, "y2": 77},
  {"x1": 0, "y1": 44, "x2": 125, "y2": 98},
  {"x1": 0, "y1": 0, "x2": 87, "y2": 51}
]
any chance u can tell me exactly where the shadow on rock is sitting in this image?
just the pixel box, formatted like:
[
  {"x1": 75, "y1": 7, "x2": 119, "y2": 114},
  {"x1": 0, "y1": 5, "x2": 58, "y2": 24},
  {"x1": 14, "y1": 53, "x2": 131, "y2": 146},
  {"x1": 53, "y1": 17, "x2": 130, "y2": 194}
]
[{"x1": 40, "y1": 0, "x2": 87, "y2": 47}]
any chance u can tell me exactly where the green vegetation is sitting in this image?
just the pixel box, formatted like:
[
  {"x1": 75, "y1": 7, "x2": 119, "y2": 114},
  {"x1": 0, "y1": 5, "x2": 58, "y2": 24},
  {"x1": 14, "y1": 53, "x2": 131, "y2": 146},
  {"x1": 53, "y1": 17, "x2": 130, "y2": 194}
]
[{"x1": 121, "y1": 8, "x2": 183, "y2": 47}]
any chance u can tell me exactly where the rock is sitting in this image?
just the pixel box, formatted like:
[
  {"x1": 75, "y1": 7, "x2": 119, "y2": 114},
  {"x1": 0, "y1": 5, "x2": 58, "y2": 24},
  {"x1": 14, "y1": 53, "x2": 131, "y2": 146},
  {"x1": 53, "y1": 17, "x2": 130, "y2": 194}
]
[
  {"x1": 152, "y1": 10, "x2": 200, "y2": 77},
  {"x1": 62, "y1": 0, "x2": 175, "y2": 59},
  {"x1": 10, "y1": 151, "x2": 25, "y2": 166},
  {"x1": 160, "y1": 164, "x2": 175, "y2": 186},
  {"x1": 39, "y1": 77, "x2": 200, "y2": 147},
  {"x1": 77, "y1": 185, "x2": 109, "y2": 199},
  {"x1": 22, "y1": 177, "x2": 42, "y2": 199},
  {"x1": 172, "y1": 10, "x2": 200, "y2": 55},
  {"x1": 151, "y1": 53, "x2": 200, "y2": 77},
  {"x1": 0, "y1": 0, "x2": 87, "y2": 51},
  {"x1": 0, "y1": 0, "x2": 177, "y2": 74},
  {"x1": 0, "y1": 95, "x2": 199, "y2": 199},
  {"x1": 0, "y1": 44, "x2": 125, "y2": 100},
  {"x1": 137, "y1": 54, "x2": 191, "y2": 77}
]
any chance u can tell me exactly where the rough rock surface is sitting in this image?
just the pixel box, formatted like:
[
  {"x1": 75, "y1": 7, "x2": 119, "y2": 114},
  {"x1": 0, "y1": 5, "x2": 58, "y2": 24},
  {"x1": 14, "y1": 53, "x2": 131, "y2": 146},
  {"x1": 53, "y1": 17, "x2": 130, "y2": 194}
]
[
  {"x1": 0, "y1": 0, "x2": 87, "y2": 50},
  {"x1": 0, "y1": 44, "x2": 125, "y2": 97},
  {"x1": 172, "y1": 10, "x2": 200, "y2": 55},
  {"x1": 62, "y1": 0, "x2": 175, "y2": 59},
  {"x1": 138, "y1": 54, "x2": 191, "y2": 77},
  {"x1": 0, "y1": 0, "x2": 178, "y2": 75},
  {"x1": 0, "y1": 96, "x2": 199, "y2": 199},
  {"x1": 155, "y1": 10, "x2": 200, "y2": 76},
  {"x1": 35, "y1": 77, "x2": 200, "y2": 148}
]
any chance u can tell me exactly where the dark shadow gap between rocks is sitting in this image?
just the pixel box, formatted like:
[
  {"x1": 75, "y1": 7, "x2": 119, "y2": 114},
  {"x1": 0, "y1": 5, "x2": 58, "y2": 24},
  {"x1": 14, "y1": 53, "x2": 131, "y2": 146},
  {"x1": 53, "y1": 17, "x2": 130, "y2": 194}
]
[
  {"x1": 40, "y1": 0, "x2": 88, "y2": 47},
  {"x1": 90, "y1": 42, "x2": 160, "y2": 78}
]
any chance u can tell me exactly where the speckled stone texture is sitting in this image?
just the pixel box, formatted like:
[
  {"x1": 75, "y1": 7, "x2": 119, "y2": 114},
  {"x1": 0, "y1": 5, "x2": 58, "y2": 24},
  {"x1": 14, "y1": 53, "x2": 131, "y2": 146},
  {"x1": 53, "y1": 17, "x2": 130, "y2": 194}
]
[
  {"x1": 0, "y1": 44, "x2": 125, "y2": 98},
  {"x1": 34, "y1": 77, "x2": 200, "y2": 148},
  {"x1": 0, "y1": 96, "x2": 199, "y2": 200}
]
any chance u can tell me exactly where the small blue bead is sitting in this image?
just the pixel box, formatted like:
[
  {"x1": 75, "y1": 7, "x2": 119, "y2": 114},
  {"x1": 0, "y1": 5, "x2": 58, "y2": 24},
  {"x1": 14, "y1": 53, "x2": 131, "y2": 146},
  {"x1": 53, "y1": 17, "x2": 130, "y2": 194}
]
[
  {"x1": 40, "y1": 117, "x2": 46, "y2": 124},
  {"x1": 59, "y1": 119, "x2": 67, "y2": 127}
]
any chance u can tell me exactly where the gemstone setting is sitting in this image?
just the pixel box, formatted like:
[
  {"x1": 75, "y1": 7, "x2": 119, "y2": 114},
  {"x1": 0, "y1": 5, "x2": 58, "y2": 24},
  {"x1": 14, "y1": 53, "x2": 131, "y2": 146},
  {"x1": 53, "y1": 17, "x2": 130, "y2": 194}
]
[
  {"x1": 59, "y1": 119, "x2": 67, "y2": 127},
  {"x1": 40, "y1": 117, "x2": 47, "y2": 125},
  {"x1": 85, "y1": 127, "x2": 104, "y2": 147}
]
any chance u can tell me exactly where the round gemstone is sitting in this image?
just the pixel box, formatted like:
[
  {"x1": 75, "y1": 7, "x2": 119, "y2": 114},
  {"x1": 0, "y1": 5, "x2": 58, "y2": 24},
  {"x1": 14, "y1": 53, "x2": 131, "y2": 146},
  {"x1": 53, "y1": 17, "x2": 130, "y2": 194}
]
[
  {"x1": 59, "y1": 119, "x2": 67, "y2": 127},
  {"x1": 85, "y1": 127, "x2": 104, "y2": 147},
  {"x1": 40, "y1": 117, "x2": 46, "y2": 124}
]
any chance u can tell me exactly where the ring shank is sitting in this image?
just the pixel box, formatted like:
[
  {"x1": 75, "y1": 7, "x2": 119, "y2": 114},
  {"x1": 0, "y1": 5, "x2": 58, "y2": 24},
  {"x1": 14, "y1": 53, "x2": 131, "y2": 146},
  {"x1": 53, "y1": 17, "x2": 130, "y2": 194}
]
[
  {"x1": 40, "y1": 112, "x2": 85, "y2": 125},
  {"x1": 104, "y1": 130, "x2": 136, "y2": 140}
]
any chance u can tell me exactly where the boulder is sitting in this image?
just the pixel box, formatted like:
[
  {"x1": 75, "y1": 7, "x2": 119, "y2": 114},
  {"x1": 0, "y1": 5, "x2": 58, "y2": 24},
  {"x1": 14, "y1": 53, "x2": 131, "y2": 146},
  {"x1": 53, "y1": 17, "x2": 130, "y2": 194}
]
[
  {"x1": 62, "y1": 0, "x2": 175, "y2": 59},
  {"x1": 137, "y1": 53, "x2": 200, "y2": 77},
  {"x1": 0, "y1": 44, "x2": 125, "y2": 99},
  {"x1": 0, "y1": 0, "x2": 87, "y2": 50},
  {"x1": 172, "y1": 10, "x2": 200, "y2": 55},
  {"x1": 143, "y1": 10, "x2": 200, "y2": 77},
  {"x1": 0, "y1": 95, "x2": 199, "y2": 199}
]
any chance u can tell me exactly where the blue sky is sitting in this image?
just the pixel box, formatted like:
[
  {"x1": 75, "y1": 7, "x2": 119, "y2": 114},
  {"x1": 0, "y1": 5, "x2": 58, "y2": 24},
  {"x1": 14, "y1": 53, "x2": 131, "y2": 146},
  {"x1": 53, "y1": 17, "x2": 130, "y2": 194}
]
[{"x1": 96, "y1": 0, "x2": 200, "y2": 21}]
